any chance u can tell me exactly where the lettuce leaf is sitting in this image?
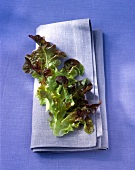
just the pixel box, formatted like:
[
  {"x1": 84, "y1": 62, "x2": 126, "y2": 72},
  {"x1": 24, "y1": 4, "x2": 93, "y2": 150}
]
[{"x1": 23, "y1": 35, "x2": 101, "y2": 137}]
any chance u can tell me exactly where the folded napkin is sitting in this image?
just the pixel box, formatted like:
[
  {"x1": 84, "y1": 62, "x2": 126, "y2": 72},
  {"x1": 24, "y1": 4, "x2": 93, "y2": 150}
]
[{"x1": 31, "y1": 19, "x2": 108, "y2": 152}]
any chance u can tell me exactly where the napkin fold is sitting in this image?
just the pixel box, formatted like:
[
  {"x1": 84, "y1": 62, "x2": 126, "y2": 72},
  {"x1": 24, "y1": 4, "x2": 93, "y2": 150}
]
[{"x1": 31, "y1": 19, "x2": 108, "y2": 152}]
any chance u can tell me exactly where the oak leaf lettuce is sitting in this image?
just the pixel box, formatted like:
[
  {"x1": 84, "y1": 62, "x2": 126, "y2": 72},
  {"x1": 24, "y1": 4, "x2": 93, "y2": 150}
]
[{"x1": 23, "y1": 35, "x2": 101, "y2": 137}]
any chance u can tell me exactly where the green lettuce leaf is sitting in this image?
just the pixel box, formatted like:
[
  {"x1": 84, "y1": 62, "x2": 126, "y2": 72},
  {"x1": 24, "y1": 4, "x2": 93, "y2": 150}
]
[{"x1": 23, "y1": 35, "x2": 101, "y2": 137}]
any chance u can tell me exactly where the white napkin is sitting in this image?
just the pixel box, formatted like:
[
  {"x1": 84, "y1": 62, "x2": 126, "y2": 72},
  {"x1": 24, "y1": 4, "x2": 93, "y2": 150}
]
[{"x1": 31, "y1": 19, "x2": 108, "y2": 152}]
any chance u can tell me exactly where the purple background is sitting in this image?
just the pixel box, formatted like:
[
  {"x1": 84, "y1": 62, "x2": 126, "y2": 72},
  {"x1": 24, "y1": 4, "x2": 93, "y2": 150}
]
[{"x1": 1, "y1": 0, "x2": 135, "y2": 169}]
